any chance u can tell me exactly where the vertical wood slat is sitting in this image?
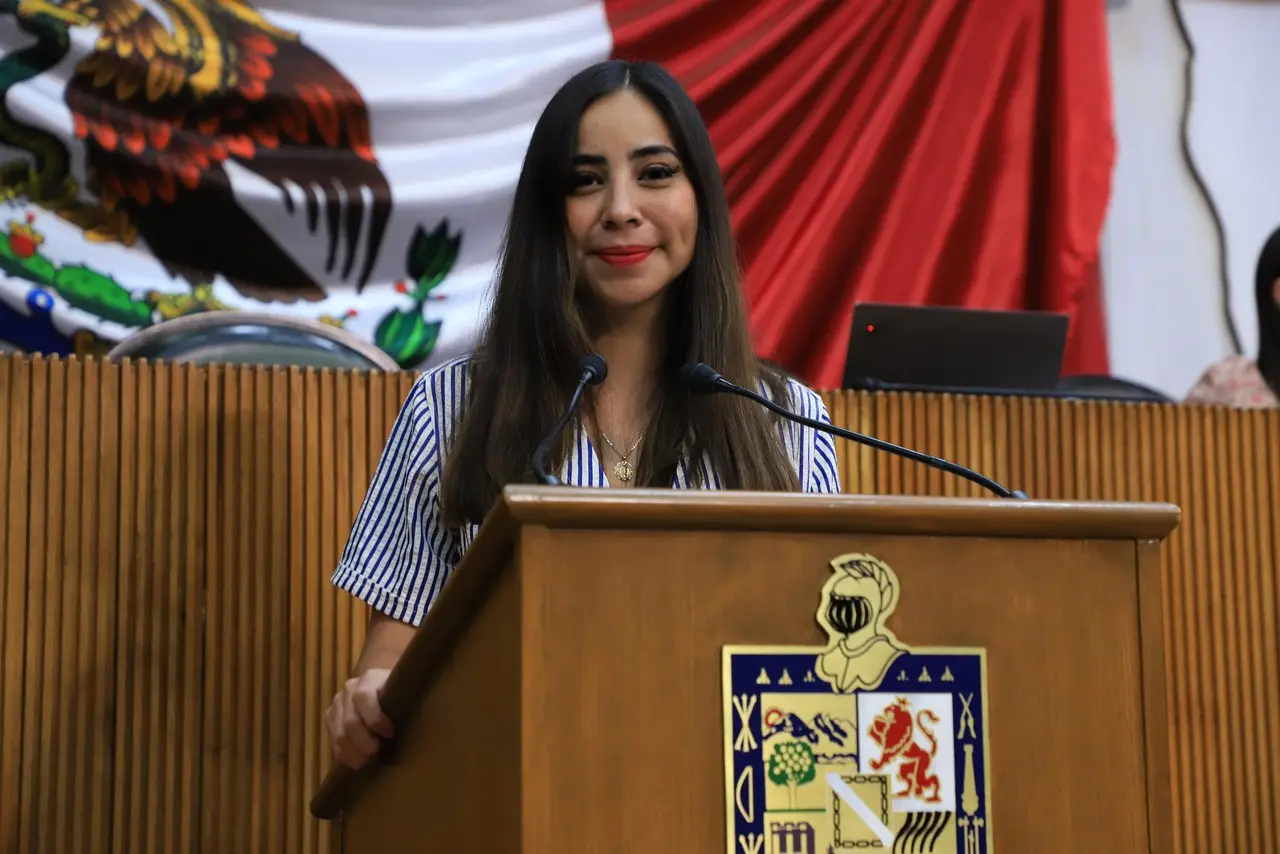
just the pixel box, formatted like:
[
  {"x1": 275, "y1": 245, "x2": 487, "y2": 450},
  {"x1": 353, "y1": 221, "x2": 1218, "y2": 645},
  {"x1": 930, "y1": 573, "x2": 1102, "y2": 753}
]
[
  {"x1": 236, "y1": 367, "x2": 254, "y2": 854},
  {"x1": 300, "y1": 368, "x2": 321, "y2": 854},
  {"x1": 0, "y1": 358, "x2": 30, "y2": 854},
  {"x1": 250, "y1": 369, "x2": 269, "y2": 854},
  {"x1": 1226, "y1": 406, "x2": 1251, "y2": 850},
  {"x1": 198, "y1": 362, "x2": 222, "y2": 854},
  {"x1": 141, "y1": 362, "x2": 160, "y2": 854},
  {"x1": 182, "y1": 364, "x2": 206, "y2": 854},
  {"x1": 1, "y1": 356, "x2": 1278, "y2": 854},
  {"x1": 347, "y1": 373, "x2": 370, "y2": 666},
  {"x1": 268, "y1": 367, "x2": 289, "y2": 854},
  {"x1": 1266, "y1": 410, "x2": 1280, "y2": 852},
  {"x1": 93, "y1": 359, "x2": 121, "y2": 854},
  {"x1": 31, "y1": 358, "x2": 59, "y2": 854},
  {"x1": 71, "y1": 359, "x2": 96, "y2": 853},
  {"x1": 317, "y1": 369, "x2": 337, "y2": 854},
  {"x1": 0, "y1": 358, "x2": 9, "y2": 852},
  {"x1": 52, "y1": 359, "x2": 80, "y2": 854},
  {"x1": 153, "y1": 362, "x2": 172, "y2": 854},
  {"x1": 1258, "y1": 410, "x2": 1280, "y2": 853},
  {"x1": 202, "y1": 361, "x2": 228, "y2": 854},
  {"x1": 21, "y1": 358, "x2": 50, "y2": 854},
  {"x1": 285, "y1": 367, "x2": 306, "y2": 854}
]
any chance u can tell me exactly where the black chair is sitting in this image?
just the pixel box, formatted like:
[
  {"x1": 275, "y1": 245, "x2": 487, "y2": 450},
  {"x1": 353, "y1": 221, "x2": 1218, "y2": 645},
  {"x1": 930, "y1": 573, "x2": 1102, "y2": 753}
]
[
  {"x1": 106, "y1": 312, "x2": 400, "y2": 371},
  {"x1": 1054, "y1": 374, "x2": 1173, "y2": 403}
]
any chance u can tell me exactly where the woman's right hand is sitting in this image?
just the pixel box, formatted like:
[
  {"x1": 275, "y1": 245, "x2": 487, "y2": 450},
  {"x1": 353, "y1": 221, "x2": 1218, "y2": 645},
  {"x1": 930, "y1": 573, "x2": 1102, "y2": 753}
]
[{"x1": 326, "y1": 668, "x2": 395, "y2": 770}]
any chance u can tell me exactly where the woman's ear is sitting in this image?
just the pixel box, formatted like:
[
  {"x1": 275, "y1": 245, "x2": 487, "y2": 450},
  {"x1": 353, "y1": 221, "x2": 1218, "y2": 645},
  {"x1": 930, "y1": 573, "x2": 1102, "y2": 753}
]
[{"x1": 1273, "y1": 275, "x2": 1280, "y2": 308}]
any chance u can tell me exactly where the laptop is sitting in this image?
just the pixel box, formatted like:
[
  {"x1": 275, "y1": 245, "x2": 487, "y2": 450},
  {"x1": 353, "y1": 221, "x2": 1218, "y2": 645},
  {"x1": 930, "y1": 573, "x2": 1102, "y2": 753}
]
[{"x1": 841, "y1": 303, "x2": 1069, "y2": 395}]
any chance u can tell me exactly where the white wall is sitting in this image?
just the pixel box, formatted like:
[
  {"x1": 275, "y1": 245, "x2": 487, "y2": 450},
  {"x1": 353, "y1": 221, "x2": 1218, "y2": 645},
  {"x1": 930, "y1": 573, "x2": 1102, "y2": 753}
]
[
  {"x1": 1102, "y1": 0, "x2": 1280, "y2": 397},
  {"x1": 1180, "y1": 1, "x2": 1280, "y2": 358}
]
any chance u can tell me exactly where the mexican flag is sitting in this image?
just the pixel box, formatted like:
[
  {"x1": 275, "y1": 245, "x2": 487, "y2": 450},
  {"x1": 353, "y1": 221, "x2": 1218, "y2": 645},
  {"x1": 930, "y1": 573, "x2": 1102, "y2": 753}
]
[
  {"x1": 0, "y1": 0, "x2": 1114, "y2": 382},
  {"x1": 0, "y1": 1, "x2": 619, "y2": 367}
]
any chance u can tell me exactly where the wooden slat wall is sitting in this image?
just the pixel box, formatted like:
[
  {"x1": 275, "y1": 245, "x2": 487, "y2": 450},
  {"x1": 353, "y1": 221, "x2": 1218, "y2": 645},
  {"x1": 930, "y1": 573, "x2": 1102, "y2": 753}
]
[
  {"x1": 0, "y1": 356, "x2": 416, "y2": 854},
  {"x1": 0, "y1": 354, "x2": 1276, "y2": 854}
]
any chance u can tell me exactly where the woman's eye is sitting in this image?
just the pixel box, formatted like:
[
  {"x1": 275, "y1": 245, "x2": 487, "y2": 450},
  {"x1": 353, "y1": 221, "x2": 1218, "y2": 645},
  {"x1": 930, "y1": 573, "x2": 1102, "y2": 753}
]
[
  {"x1": 640, "y1": 163, "x2": 679, "y2": 181},
  {"x1": 571, "y1": 172, "x2": 602, "y2": 190}
]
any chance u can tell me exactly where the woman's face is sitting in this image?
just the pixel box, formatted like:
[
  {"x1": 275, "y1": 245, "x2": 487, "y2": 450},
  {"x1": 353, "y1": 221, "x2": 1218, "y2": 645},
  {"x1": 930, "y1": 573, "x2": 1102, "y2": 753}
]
[{"x1": 565, "y1": 89, "x2": 698, "y2": 316}]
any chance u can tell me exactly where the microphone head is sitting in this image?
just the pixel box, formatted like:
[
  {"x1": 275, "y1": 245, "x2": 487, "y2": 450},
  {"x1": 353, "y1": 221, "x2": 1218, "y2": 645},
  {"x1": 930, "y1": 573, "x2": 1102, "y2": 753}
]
[
  {"x1": 578, "y1": 353, "x2": 608, "y2": 386},
  {"x1": 678, "y1": 362, "x2": 724, "y2": 393}
]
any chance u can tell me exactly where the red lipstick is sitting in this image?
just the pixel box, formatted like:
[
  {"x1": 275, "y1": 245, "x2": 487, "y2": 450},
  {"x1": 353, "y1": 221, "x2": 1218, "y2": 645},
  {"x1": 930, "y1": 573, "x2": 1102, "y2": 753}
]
[{"x1": 596, "y1": 246, "x2": 654, "y2": 266}]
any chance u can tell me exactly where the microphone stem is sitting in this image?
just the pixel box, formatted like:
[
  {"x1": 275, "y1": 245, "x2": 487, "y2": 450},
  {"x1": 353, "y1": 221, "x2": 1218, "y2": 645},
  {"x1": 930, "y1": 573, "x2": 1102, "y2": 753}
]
[
  {"x1": 716, "y1": 380, "x2": 1024, "y2": 500},
  {"x1": 532, "y1": 378, "x2": 592, "y2": 486}
]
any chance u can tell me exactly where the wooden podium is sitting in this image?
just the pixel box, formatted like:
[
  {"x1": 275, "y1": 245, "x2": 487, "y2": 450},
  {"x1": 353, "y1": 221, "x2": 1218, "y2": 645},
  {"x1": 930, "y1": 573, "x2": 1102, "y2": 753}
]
[{"x1": 311, "y1": 487, "x2": 1179, "y2": 854}]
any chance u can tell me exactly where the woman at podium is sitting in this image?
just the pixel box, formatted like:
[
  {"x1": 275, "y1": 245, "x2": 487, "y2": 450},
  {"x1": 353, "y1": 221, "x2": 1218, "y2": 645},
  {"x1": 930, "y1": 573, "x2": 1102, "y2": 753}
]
[{"x1": 324, "y1": 59, "x2": 842, "y2": 770}]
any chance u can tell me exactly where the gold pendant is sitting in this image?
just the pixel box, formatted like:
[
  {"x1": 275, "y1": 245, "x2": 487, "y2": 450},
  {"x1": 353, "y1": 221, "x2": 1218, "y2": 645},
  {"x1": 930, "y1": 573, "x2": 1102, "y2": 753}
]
[{"x1": 613, "y1": 459, "x2": 635, "y2": 483}]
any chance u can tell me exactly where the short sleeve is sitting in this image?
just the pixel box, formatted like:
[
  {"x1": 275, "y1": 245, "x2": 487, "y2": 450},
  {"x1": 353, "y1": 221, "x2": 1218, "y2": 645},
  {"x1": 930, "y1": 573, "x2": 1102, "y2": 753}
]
[
  {"x1": 801, "y1": 392, "x2": 842, "y2": 494},
  {"x1": 332, "y1": 375, "x2": 460, "y2": 626},
  {"x1": 782, "y1": 380, "x2": 843, "y2": 494}
]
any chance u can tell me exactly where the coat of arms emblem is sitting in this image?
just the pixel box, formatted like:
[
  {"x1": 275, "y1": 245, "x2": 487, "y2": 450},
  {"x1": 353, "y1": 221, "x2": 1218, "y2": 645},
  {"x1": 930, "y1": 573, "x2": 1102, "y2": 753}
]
[{"x1": 722, "y1": 553, "x2": 993, "y2": 854}]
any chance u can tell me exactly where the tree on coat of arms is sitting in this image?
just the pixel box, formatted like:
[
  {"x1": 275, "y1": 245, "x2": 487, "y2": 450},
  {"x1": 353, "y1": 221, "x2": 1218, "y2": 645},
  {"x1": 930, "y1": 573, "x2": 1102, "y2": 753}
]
[{"x1": 766, "y1": 740, "x2": 816, "y2": 809}]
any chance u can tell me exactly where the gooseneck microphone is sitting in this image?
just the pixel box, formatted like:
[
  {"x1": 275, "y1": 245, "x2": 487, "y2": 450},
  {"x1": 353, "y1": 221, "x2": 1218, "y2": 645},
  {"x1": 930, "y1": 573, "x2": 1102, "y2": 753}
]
[
  {"x1": 531, "y1": 354, "x2": 609, "y2": 486},
  {"x1": 679, "y1": 362, "x2": 1027, "y2": 500}
]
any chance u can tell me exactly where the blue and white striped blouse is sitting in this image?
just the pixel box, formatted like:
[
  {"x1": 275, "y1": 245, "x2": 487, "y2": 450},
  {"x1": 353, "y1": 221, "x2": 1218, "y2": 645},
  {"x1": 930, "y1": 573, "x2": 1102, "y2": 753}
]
[{"x1": 333, "y1": 356, "x2": 842, "y2": 626}]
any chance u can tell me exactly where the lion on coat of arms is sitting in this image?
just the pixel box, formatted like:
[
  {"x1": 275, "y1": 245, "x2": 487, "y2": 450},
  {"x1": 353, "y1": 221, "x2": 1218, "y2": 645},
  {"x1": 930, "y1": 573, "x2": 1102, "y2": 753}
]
[{"x1": 867, "y1": 696, "x2": 943, "y2": 803}]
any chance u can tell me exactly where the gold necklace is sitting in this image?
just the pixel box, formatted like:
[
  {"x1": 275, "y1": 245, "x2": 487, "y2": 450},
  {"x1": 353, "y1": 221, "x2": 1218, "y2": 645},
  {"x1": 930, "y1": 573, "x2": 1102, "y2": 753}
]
[{"x1": 599, "y1": 430, "x2": 644, "y2": 483}]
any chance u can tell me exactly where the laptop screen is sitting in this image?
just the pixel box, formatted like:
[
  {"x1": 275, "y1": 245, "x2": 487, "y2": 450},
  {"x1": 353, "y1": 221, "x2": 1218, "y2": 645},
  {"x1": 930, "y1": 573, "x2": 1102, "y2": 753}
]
[{"x1": 842, "y1": 303, "x2": 1069, "y2": 392}]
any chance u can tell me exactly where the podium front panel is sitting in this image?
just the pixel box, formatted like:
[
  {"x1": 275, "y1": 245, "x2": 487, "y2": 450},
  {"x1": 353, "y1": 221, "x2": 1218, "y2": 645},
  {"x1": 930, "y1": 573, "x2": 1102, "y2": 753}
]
[{"x1": 518, "y1": 526, "x2": 1156, "y2": 854}]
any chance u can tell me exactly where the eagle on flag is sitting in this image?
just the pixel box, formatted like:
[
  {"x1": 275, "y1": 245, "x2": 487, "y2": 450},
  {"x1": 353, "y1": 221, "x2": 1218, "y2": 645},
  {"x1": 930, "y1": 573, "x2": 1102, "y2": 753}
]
[{"x1": 0, "y1": 0, "x2": 391, "y2": 303}]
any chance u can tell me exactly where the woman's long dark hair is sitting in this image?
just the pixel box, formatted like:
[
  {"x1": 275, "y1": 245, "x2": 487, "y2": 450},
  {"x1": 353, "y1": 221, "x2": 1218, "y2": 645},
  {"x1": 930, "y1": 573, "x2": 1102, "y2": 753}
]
[
  {"x1": 440, "y1": 60, "x2": 798, "y2": 526},
  {"x1": 1257, "y1": 227, "x2": 1280, "y2": 396}
]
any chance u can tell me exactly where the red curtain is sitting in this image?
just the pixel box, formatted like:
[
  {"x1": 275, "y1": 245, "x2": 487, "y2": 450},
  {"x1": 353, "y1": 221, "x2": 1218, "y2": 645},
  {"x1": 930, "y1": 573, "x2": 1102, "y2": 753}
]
[{"x1": 604, "y1": 0, "x2": 1113, "y2": 388}]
